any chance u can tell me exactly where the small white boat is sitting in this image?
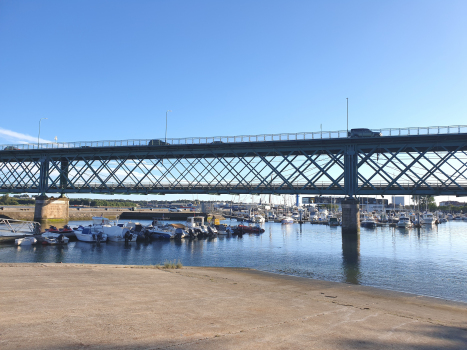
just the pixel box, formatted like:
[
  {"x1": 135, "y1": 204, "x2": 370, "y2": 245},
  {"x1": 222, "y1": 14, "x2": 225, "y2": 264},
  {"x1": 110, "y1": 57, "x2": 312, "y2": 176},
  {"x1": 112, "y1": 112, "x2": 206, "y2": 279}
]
[
  {"x1": 103, "y1": 225, "x2": 134, "y2": 242},
  {"x1": 421, "y1": 212, "x2": 435, "y2": 225},
  {"x1": 74, "y1": 227, "x2": 107, "y2": 243},
  {"x1": 397, "y1": 217, "x2": 412, "y2": 228},
  {"x1": 361, "y1": 215, "x2": 376, "y2": 228},
  {"x1": 251, "y1": 214, "x2": 265, "y2": 224},
  {"x1": 15, "y1": 237, "x2": 37, "y2": 246},
  {"x1": 309, "y1": 214, "x2": 319, "y2": 222},
  {"x1": 41, "y1": 232, "x2": 69, "y2": 245},
  {"x1": 318, "y1": 209, "x2": 329, "y2": 222},
  {"x1": 81, "y1": 216, "x2": 135, "y2": 242},
  {"x1": 281, "y1": 216, "x2": 294, "y2": 224},
  {"x1": 185, "y1": 217, "x2": 210, "y2": 236}
]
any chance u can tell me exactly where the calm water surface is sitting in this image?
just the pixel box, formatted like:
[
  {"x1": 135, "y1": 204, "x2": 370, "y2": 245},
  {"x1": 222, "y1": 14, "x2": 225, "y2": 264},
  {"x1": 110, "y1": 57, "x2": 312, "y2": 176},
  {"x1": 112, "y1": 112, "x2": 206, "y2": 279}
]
[{"x1": 1, "y1": 220, "x2": 466, "y2": 303}]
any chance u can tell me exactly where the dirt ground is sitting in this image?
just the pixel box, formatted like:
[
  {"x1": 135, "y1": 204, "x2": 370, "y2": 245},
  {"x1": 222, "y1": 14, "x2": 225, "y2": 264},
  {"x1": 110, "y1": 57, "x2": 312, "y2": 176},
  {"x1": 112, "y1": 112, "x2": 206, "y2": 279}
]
[{"x1": 0, "y1": 263, "x2": 466, "y2": 349}]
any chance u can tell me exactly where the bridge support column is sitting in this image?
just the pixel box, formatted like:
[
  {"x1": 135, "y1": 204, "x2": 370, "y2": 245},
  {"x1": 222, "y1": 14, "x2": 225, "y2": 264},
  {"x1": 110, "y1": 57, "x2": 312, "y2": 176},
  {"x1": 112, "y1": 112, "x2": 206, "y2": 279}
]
[
  {"x1": 34, "y1": 196, "x2": 69, "y2": 222},
  {"x1": 341, "y1": 198, "x2": 360, "y2": 234}
]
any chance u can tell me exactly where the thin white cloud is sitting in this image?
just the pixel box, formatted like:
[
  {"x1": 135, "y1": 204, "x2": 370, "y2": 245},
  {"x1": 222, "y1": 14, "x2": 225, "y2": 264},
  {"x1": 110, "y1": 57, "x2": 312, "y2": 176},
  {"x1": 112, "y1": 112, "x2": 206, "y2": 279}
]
[{"x1": 0, "y1": 127, "x2": 51, "y2": 144}]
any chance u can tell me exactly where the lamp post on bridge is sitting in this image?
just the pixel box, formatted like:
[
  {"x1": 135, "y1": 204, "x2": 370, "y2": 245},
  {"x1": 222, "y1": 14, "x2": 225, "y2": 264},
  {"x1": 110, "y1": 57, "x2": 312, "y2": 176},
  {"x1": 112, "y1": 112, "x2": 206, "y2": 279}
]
[
  {"x1": 38, "y1": 118, "x2": 48, "y2": 148},
  {"x1": 165, "y1": 110, "x2": 172, "y2": 143},
  {"x1": 346, "y1": 98, "x2": 349, "y2": 136}
]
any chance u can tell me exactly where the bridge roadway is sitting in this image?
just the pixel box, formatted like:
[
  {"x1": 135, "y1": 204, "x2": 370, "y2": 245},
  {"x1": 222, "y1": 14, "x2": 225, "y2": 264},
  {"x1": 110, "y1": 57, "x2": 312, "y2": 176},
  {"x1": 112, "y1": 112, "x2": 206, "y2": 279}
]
[{"x1": 1, "y1": 129, "x2": 467, "y2": 196}]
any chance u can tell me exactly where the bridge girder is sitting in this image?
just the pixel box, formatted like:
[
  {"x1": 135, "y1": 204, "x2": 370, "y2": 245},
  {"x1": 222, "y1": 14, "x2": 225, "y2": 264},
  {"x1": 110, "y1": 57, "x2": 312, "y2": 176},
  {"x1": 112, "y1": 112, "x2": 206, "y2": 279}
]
[{"x1": 1, "y1": 134, "x2": 466, "y2": 196}]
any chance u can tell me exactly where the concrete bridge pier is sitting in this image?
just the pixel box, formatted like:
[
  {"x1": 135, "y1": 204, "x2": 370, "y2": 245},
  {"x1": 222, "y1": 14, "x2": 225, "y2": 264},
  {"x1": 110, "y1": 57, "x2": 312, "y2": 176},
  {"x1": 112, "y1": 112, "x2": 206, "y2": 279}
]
[
  {"x1": 341, "y1": 198, "x2": 360, "y2": 234},
  {"x1": 34, "y1": 196, "x2": 69, "y2": 223}
]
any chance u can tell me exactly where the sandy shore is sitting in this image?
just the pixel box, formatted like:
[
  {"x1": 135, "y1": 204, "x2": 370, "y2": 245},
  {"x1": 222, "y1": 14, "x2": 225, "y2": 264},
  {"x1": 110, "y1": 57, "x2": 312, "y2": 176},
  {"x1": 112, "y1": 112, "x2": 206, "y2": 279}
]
[{"x1": 0, "y1": 263, "x2": 466, "y2": 349}]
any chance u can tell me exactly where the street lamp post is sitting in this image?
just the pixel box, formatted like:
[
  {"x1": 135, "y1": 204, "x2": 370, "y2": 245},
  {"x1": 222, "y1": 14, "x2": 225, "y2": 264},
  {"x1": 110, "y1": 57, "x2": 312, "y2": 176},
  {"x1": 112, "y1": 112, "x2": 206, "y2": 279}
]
[
  {"x1": 346, "y1": 98, "x2": 349, "y2": 136},
  {"x1": 38, "y1": 118, "x2": 48, "y2": 148},
  {"x1": 165, "y1": 110, "x2": 172, "y2": 143}
]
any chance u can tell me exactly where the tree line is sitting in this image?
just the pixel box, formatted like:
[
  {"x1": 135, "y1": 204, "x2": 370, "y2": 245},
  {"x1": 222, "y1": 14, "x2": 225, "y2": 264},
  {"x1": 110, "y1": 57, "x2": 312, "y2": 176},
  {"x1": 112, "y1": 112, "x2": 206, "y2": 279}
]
[
  {"x1": 69, "y1": 198, "x2": 146, "y2": 207},
  {"x1": 0, "y1": 195, "x2": 35, "y2": 205}
]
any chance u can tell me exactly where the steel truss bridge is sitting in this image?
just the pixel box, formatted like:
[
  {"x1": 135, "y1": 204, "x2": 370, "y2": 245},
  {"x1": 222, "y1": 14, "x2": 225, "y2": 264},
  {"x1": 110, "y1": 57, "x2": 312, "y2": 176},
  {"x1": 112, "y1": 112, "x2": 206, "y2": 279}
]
[{"x1": 1, "y1": 125, "x2": 467, "y2": 197}]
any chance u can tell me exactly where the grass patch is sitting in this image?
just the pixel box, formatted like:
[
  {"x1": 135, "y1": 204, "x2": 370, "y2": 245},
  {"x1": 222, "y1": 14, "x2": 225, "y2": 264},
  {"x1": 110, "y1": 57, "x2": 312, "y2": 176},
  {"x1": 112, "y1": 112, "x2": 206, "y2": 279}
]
[
  {"x1": 43, "y1": 219, "x2": 69, "y2": 223},
  {"x1": 161, "y1": 259, "x2": 183, "y2": 269}
]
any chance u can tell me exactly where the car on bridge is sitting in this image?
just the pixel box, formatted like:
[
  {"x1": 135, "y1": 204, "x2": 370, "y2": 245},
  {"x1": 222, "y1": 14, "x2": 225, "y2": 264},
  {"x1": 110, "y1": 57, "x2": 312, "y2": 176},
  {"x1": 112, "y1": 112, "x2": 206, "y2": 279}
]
[
  {"x1": 148, "y1": 139, "x2": 169, "y2": 146},
  {"x1": 348, "y1": 128, "x2": 382, "y2": 138},
  {"x1": 3, "y1": 146, "x2": 19, "y2": 151}
]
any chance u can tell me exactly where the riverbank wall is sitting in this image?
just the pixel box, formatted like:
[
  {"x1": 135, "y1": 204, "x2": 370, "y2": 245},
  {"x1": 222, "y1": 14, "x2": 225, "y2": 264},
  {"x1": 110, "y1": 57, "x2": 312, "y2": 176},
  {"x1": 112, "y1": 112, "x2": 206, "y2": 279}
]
[{"x1": 0, "y1": 207, "x2": 207, "y2": 222}]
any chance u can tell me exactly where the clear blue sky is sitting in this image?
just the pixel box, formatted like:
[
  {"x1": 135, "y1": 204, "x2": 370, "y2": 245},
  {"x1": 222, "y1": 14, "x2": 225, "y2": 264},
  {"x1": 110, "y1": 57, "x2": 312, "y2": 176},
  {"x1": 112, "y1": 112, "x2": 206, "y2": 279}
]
[{"x1": 1, "y1": 0, "x2": 466, "y2": 203}]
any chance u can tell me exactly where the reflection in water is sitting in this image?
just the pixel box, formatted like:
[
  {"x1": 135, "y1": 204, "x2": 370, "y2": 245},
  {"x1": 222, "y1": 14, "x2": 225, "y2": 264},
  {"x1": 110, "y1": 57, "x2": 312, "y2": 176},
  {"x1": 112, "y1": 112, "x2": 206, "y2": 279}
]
[
  {"x1": 54, "y1": 245, "x2": 68, "y2": 263},
  {"x1": 341, "y1": 233, "x2": 360, "y2": 284}
]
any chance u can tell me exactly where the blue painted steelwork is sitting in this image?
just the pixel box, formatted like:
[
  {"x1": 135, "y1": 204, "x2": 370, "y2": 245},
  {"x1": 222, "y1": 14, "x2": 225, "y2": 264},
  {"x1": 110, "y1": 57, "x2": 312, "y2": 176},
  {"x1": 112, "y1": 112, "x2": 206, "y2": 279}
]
[{"x1": 1, "y1": 128, "x2": 467, "y2": 196}]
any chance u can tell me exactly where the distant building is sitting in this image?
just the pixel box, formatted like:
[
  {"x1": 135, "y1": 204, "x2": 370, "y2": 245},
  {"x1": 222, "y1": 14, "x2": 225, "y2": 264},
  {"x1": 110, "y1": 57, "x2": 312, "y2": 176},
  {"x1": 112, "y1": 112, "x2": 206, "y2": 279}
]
[
  {"x1": 303, "y1": 196, "x2": 388, "y2": 212},
  {"x1": 390, "y1": 196, "x2": 405, "y2": 207},
  {"x1": 439, "y1": 201, "x2": 465, "y2": 207}
]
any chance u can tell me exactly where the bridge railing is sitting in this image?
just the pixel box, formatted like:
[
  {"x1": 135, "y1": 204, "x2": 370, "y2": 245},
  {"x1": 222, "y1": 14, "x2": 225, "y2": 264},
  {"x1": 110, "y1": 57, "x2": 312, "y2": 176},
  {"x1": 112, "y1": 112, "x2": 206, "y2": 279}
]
[
  {"x1": 1, "y1": 125, "x2": 467, "y2": 151},
  {"x1": 380, "y1": 125, "x2": 467, "y2": 137}
]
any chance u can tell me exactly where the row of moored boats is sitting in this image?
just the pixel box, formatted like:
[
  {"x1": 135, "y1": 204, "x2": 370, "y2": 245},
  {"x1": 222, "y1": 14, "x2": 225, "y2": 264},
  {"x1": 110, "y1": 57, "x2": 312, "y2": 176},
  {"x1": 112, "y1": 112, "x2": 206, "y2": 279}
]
[
  {"x1": 15, "y1": 216, "x2": 265, "y2": 246},
  {"x1": 361, "y1": 211, "x2": 448, "y2": 228}
]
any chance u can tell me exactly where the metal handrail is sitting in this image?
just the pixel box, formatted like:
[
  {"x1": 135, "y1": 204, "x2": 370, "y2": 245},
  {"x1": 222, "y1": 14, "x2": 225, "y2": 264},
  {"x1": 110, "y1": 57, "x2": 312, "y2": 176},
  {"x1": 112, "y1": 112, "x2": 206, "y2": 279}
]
[{"x1": 1, "y1": 124, "x2": 467, "y2": 151}]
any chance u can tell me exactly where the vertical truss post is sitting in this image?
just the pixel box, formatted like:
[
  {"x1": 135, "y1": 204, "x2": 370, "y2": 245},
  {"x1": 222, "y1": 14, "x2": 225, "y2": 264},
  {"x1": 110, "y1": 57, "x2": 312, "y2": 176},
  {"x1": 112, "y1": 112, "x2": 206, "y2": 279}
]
[
  {"x1": 344, "y1": 145, "x2": 357, "y2": 197},
  {"x1": 60, "y1": 158, "x2": 69, "y2": 192},
  {"x1": 39, "y1": 156, "x2": 49, "y2": 195}
]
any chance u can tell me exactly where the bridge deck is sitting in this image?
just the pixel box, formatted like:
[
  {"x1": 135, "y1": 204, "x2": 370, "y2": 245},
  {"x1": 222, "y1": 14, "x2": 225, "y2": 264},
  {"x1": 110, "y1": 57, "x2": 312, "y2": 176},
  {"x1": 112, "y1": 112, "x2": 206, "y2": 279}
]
[{"x1": 1, "y1": 128, "x2": 467, "y2": 196}]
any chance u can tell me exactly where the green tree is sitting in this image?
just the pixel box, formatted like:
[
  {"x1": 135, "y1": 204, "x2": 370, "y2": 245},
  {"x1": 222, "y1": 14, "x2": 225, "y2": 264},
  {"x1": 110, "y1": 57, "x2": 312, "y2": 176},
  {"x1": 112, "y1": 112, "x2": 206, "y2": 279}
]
[
  {"x1": 324, "y1": 204, "x2": 338, "y2": 211},
  {"x1": 411, "y1": 195, "x2": 436, "y2": 210},
  {"x1": 0, "y1": 194, "x2": 19, "y2": 205}
]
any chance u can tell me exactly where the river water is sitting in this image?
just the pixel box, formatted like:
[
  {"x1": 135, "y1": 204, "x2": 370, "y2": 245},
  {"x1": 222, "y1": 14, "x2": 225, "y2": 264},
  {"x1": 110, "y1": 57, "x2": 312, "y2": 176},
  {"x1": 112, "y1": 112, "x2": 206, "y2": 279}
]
[{"x1": 1, "y1": 219, "x2": 466, "y2": 303}]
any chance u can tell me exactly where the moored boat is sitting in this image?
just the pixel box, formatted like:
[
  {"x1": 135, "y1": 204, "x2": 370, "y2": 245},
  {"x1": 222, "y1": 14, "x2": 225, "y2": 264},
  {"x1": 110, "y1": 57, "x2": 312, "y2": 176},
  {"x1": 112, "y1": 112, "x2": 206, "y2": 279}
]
[
  {"x1": 361, "y1": 215, "x2": 376, "y2": 228},
  {"x1": 150, "y1": 223, "x2": 188, "y2": 239},
  {"x1": 15, "y1": 237, "x2": 37, "y2": 246},
  {"x1": 421, "y1": 212, "x2": 435, "y2": 225},
  {"x1": 329, "y1": 217, "x2": 340, "y2": 226},
  {"x1": 251, "y1": 214, "x2": 265, "y2": 224},
  {"x1": 41, "y1": 232, "x2": 69, "y2": 245},
  {"x1": 234, "y1": 224, "x2": 265, "y2": 234},
  {"x1": 74, "y1": 227, "x2": 107, "y2": 243},
  {"x1": 397, "y1": 217, "x2": 412, "y2": 228},
  {"x1": 103, "y1": 225, "x2": 134, "y2": 242},
  {"x1": 45, "y1": 225, "x2": 74, "y2": 234}
]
